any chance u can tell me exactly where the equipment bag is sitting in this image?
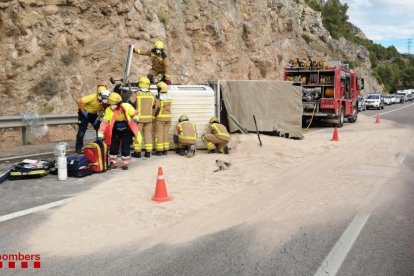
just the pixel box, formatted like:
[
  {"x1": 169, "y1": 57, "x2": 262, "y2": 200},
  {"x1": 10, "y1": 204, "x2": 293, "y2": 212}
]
[
  {"x1": 83, "y1": 141, "x2": 108, "y2": 173},
  {"x1": 67, "y1": 155, "x2": 92, "y2": 178},
  {"x1": 9, "y1": 160, "x2": 54, "y2": 180}
]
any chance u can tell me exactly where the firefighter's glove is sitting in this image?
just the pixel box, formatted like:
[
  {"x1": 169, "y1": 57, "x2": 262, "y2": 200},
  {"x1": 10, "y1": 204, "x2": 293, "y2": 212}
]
[
  {"x1": 93, "y1": 118, "x2": 100, "y2": 127},
  {"x1": 82, "y1": 111, "x2": 88, "y2": 119}
]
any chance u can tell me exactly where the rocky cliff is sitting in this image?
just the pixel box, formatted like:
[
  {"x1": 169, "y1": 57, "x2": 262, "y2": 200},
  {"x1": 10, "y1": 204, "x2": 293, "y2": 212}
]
[{"x1": 0, "y1": 0, "x2": 382, "y2": 116}]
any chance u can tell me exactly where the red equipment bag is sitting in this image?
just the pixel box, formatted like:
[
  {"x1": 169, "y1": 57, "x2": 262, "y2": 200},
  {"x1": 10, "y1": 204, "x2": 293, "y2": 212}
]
[{"x1": 83, "y1": 141, "x2": 108, "y2": 173}]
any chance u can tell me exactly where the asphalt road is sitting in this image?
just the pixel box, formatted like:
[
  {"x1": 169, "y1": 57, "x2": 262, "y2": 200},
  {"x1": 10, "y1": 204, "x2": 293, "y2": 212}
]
[{"x1": 0, "y1": 101, "x2": 413, "y2": 275}]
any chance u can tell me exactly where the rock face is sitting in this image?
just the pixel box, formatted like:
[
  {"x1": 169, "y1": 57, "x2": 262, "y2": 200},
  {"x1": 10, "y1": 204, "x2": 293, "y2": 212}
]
[{"x1": 0, "y1": 0, "x2": 382, "y2": 116}]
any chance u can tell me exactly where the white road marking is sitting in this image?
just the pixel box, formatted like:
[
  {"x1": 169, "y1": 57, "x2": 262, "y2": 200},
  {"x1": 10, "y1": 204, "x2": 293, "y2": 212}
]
[
  {"x1": 307, "y1": 102, "x2": 414, "y2": 136},
  {"x1": 369, "y1": 102, "x2": 414, "y2": 118},
  {"x1": 0, "y1": 200, "x2": 67, "y2": 223},
  {"x1": 314, "y1": 137, "x2": 412, "y2": 276},
  {"x1": 314, "y1": 211, "x2": 370, "y2": 276}
]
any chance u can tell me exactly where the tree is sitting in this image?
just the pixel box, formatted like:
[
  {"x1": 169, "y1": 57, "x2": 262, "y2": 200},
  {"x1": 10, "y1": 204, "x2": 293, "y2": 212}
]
[{"x1": 321, "y1": 0, "x2": 351, "y2": 39}]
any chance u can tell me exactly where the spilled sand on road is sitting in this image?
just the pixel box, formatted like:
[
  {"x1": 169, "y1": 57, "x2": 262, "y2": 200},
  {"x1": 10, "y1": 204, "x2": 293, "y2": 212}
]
[{"x1": 27, "y1": 114, "x2": 414, "y2": 256}]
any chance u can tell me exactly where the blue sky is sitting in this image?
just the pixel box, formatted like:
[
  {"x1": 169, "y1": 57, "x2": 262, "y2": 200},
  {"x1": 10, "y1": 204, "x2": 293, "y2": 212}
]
[{"x1": 341, "y1": 0, "x2": 414, "y2": 54}]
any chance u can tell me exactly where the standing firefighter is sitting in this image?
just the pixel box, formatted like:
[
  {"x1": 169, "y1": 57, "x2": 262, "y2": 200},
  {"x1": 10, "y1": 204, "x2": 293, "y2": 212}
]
[
  {"x1": 202, "y1": 117, "x2": 230, "y2": 154},
  {"x1": 174, "y1": 115, "x2": 197, "y2": 158},
  {"x1": 153, "y1": 82, "x2": 172, "y2": 156},
  {"x1": 75, "y1": 85, "x2": 110, "y2": 154},
  {"x1": 97, "y1": 93, "x2": 139, "y2": 170},
  {"x1": 133, "y1": 40, "x2": 172, "y2": 84},
  {"x1": 129, "y1": 76, "x2": 155, "y2": 158}
]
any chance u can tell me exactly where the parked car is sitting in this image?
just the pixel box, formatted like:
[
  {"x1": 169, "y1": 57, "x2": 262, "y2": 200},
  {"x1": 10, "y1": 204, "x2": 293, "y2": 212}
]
[
  {"x1": 383, "y1": 96, "x2": 392, "y2": 105},
  {"x1": 365, "y1": 93, "x2": 384, "y2": 110},
  {"x1": 357, "y1": 96, "x2": 367, "y2": 111},
  {"x1": 390, "y1": 94, "x2": 399, "y2": 104}
]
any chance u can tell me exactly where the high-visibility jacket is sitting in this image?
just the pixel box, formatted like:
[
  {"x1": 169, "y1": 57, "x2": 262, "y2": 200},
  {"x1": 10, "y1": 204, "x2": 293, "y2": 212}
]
[
  {"x1": 154, "y1": 94, "x2": 172, "y2": 122},
  {"x1": 135, "y1": 91, "x2": 154, "y2": 123},
  {"x1": 175, "y1": 121, "x2": 197, "y2": 145},
  {"x1": 98, "y1": 103, "x2": 139, "y2": 146},
  {"x1": 80, "y1": 94, "x2": 103, "y2": 114},
  {"x1": 207, "y1": 123, "x2": 230, "y2": 141},
  {"x1": 135, "y1": 49, "x2": 171, "y2": 80}
]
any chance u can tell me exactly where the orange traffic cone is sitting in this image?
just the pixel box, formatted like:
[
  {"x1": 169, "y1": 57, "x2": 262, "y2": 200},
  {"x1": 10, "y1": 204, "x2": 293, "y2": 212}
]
[
  {"x1": 152, "y1": 167, "x2": 171, "y2": 202},
  {"x1": 331, "y1": 127, "x2": 339, "y2": 141},
  {"x1": 375, "y1": 115, "x2": 381, "y2": 124}
]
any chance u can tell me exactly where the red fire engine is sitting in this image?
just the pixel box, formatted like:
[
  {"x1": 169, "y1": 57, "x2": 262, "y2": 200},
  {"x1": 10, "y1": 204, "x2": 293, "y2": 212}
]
[{"x1": 284, "y1": 62, "x2": 364, "y2": 127}]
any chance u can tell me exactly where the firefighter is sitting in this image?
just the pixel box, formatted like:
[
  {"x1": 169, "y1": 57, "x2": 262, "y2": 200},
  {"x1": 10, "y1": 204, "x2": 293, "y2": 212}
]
[
  {"x1": 75, "y1": 85, "x2": 110, "y2": 154},
  {"x1": 201, "y1": 117, "x2": 230, "y2": 154},
  {"x1": 153, "y1": 82, "x2": 172, "y2": 156},
  {"x1": 174, "y1": 115, "x2": 197, "y2": 158},
  {"x1": 133, "y1": 40, "x2": 172, "y2": 84},
  {"x1": 129, "y1": 76, "x2": 155, "y2": 158},
  {"x1": 97, "y1": 93, "x2": 139, "y2": 170}
]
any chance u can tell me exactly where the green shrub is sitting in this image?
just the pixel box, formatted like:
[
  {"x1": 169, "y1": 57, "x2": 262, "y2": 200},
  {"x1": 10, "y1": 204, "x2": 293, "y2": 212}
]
[
  {"x1": 32, "y1": 73, "x2": 62, "y2": 101},
  {"x1": 302, "y1": 34, "x2": 312, "y2": 44}
]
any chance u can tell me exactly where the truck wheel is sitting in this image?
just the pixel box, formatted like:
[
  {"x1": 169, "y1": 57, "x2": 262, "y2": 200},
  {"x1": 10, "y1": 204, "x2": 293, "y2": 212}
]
[
  {"x1": 335, "y1": 107, "x2": 344, "y2": 128},
  {"x1": 348, "y1": 108, "x2": 358, "y2": 123}
]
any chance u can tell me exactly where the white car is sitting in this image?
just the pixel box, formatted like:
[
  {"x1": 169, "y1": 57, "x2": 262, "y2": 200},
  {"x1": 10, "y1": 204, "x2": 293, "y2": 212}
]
[
  {"x1": 383, "y1": 96, "x2": 392, "y2": 105},
  {"x1": 365, "y1": 93, "x2": 384, "y2": 110}
]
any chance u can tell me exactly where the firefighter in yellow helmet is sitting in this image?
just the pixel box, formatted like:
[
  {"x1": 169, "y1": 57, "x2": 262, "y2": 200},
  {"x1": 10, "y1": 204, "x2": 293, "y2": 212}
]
[
  {"x1": 201, "y1": 117, "x2": 230, "y2": 154},
  {"x1": 75, "y1": 84, "x2": 110, "y2": 154},
  {"x1": 133, "y1": 40, "x2": 172, "y2": 84},
  {"x1": 153, "y1": 82, "x2": 172, "y2": 156},
  {"x1": 174, "y1": 115, "x2": 197, "y2": 158},
  {"x1": 97, "y1": 93, "x2": 139, "y2": 170},
  {"x1": 128, "y1": 76, "x2": 155, "y2": 158}
]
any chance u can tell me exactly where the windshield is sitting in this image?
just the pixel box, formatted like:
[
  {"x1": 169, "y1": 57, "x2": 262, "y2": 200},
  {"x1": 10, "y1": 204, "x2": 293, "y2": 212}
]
[{"x1": 367, "y1": 94, "x2": 380, "y2": 99}]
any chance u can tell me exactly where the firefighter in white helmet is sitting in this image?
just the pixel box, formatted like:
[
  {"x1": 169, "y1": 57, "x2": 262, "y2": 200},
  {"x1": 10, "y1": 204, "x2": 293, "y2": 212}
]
[
  {"x1": 129, "y1": 76, "x2": 155, "y2": 158},
  {"x1": 97, "y1": 93, "x2": 139, "y2": 170},
  {"x1": 75, "y1": 84, "x2": 110, "y2": 154},
  {"x1": 133, "y1": 40, "x2": 172, "y2": 84},
  {"x1": 174, "y1": 114, "x2": 197, "y2": 158},
  {"x1": 201, "y1": 117, "x2": 230, "y2": 154},
  {"x1": 153, "y1": 82, "x2": 172, "y2": 156}
]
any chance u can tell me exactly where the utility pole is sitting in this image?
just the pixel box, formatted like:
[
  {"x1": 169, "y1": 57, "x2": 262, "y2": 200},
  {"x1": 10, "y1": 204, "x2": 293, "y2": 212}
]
[{"x1": 408, "y1": 38, "x2": 412, "y2": 55}]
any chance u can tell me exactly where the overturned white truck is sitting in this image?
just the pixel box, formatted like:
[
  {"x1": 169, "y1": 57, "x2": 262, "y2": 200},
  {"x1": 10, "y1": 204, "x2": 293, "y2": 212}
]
[{"x1": 111, "y1": 45, "x2": 303, "y2": 149}]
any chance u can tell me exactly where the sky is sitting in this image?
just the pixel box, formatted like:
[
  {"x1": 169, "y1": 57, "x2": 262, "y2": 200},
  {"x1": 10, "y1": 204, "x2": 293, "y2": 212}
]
[{"x1": 341, "y1": 0, "x2": 414, "y2": 54}]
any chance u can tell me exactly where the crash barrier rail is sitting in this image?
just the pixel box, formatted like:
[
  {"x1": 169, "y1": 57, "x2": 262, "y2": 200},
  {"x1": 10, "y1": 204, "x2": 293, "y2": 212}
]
[{"x1": 0, "y1": 114, "x2": 77, "y2": 145}]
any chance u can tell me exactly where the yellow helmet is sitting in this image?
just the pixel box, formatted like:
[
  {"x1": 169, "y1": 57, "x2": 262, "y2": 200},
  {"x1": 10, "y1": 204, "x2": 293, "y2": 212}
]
[
  {"x1": 157, "y1": 81, "x2": 168, "y2": 93},
  {"x1": 97, "y1": 85, "x2": 108, "y2": 94},
  {"x1": 138, "y1": 76, "x2": 150, "y2": 89},
  {"x1": 209, "y1": 116, "x2": 219, "y2": 124},
  {"x1": 154, "y1": 40, "x2": 165, "y2": 50},
  {"x1": 179, "y1": 114, "x2": 189, "y2": 122},
  {"x1": 108, "y1": 92, "x2": 122, "y2": 105}
]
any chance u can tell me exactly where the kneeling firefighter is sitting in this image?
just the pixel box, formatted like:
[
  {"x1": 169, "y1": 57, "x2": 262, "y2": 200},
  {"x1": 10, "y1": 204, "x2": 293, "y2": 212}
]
[
  {"x1": 201, "y1": 117, "x2": 230, "y2": 154},
  {"x1": 97, "y1": 93, "x2": 139, "y2": 170},
  {"x1": 174, "y1": 115, "x2": 197, "y2": 158}
]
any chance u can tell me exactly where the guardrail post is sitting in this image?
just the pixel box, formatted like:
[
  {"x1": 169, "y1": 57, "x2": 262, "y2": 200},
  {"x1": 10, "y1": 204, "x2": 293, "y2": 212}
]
[{"x1": 22, "y1": 126, "x2": 35, "y2": 145}]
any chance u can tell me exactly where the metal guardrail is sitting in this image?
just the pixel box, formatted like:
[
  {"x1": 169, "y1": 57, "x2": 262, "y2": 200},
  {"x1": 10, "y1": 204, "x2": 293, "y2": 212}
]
[
  {"x1": 0, "y1": 114, "x2": 78, "y2": 145},
  {"x1": 0, "y1": 114, "x2": 77, "y2": 128}
]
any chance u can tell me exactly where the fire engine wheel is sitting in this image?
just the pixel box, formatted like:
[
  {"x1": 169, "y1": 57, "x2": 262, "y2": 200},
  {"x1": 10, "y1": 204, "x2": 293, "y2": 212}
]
[
  {"x1": 335, "y1": 107, "x2": 345, "y2": 128},
  {"x1": 348, "y1": 108, "x2": 358, "y2": 123}
]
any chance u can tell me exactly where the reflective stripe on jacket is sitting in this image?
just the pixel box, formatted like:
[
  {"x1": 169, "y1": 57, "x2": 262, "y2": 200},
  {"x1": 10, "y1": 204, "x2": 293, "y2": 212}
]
[
  {"x1": 154, "y1": 94, "x2": 172, "y2": 122},
  {"x1": 98, "y1": 103, "x2": 139, "y2": 146},
  {"x1": 176, "y1": 121, "x2": 197, "y2": 144},
  {"x1": 211, "y1": 123, "x2": 230, "y2": 141},
  {"x1": 136, "y1": 91, "x2": 154, "y2": 123}
]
